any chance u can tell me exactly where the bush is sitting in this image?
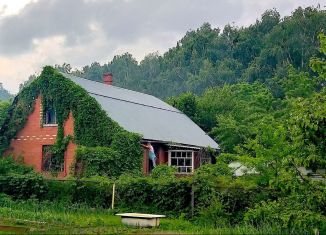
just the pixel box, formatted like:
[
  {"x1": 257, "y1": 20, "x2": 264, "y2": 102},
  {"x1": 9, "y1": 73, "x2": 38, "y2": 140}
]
[
  {"x1": 0, "y1": 173, "x2": 47, "y2": 199},
  {"x1": 150, "y1": 165, "x2": 177, "y2": 180},
  {"x1": 0, "y1": 156, "x2": 33, "y2": 175},
  {"x1": 0, "y1": 193, "x2": 13, "y2": 206},
  {"x1": 193, "y1": 165, "x2": 271, "y2": 224},
  {"x1": 196, "y1": 199, "x2": 229, "y2": 227},
  {"x1": 116, "y1": 175, "x2": 192, "y2": 215},
  {"x1": 244, "y1": 198, "x2": 326, "y2": 233},
  {"x1": 72, "y1": 176, "x2": 113, "y2": 207},
  {"x1": 46, "y1": 179, "x2": 76, "y2": 203}
]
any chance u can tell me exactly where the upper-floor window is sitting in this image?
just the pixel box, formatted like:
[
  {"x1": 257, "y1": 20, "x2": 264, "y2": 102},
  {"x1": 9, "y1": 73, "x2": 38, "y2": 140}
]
[
  {"x1": 168, "y1": 150, "x2": 194, "y2": 174},
  {"x1": 43, "y1": 101, "x2": 57, "y2": 125}
]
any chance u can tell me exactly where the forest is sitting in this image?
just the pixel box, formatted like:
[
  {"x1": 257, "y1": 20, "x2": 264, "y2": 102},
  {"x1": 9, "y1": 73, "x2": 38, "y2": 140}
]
[{"x1": 0, "y1": 6, "x2": 325, "y2": 234}]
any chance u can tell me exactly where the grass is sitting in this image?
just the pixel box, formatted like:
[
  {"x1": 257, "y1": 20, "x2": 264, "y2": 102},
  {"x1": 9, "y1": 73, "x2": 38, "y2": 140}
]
[{"x1": 0, "y1": 200, "x2": 288, "y2": 234}]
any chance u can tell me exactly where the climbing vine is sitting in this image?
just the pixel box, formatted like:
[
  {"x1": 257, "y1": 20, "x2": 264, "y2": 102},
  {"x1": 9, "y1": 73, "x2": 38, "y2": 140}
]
[{"x1": 0, "y1": 66, "x2": 142, "y2": 175}]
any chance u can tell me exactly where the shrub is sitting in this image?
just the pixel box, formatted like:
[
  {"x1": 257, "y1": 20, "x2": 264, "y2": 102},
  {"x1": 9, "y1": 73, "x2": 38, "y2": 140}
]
[
  {"x1": 0, "y1": 156, "x2": 33, "y2": 175},
  {"x1": 0, "y1": 173, "x2": 47, "y2": 199},
  {"x1": 244, "y1": 198, "x2": 326, "y2": 233},
  {"x1": 196, "y1": 199, "x2": 229, "y2": 227},
  {"x1": 0, "y1": 193, "x2": 13, "y2": 206},
  {"x1": 150, "y1": 165, "x2": 177, "y2": 180},
  {"x1": 72, "y1": 176, "x2": 113, "y2": 207},
  {"x1": 116, "y1": 175, "x2": 192, "y2": 215}
]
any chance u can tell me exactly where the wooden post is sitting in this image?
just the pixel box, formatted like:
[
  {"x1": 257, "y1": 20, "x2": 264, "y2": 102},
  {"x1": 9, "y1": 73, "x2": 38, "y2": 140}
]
[
  {"x1": 143, "y1": 149, "x2": 149, "y2": 175},
  {"x1": 191, "y1": 184, "x2": 194, "y2": 218},
  {"x1": 111, "y1": 183, "x2": 116, "y2": 210}
]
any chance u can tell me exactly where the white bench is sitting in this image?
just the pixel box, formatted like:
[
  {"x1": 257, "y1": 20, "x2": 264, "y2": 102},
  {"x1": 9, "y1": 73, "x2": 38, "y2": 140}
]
[{"x1": 116, "y1": 213, "x2": 166, "y2": 227}]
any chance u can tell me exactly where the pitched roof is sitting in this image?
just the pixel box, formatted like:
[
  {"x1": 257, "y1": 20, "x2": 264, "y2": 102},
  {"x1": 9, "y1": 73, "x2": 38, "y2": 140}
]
[{"x1": 62, "y1": 73, "x2": 219, "y2": 149}]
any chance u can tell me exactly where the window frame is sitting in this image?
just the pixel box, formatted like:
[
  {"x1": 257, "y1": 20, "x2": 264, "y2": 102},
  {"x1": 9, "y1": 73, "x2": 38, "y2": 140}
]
[
  {"x1": 42, "y1": 145, "x2": 64, "y2": 172},
  {"x1": 168, "y1": 150, "x2": 194, "y2": 174},
  {"x1": 42, "y1": 101, "x2": 58, "y2": 126}
]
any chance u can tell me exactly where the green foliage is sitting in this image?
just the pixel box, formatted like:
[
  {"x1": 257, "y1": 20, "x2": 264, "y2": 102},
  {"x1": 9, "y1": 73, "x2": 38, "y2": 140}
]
[
  {"x1": 0, "y1": 79, "x2": 39, "y2": 154},
  {"x1": 72, "y1": 177, "x2": 113, "y2": 207},
  {"x1": 244, "y1": 197, "x2": 326, "y2": 233},
  {"x1": 0, "y1": 193, "x2": 13, "y2": 205},
  {"x1": 58, "y1": 7, "x2": 326, "y2": 99},
  {"x1": 193, "y1": 163, "x2": 269, "y2": 224},
  {"x1": 0, "y1": 100, "x2": 10, "y2": 127},
  {"x1": 110, "y1": 130, "x2": 143, "y2": 174},
  {"x1": 310, "y1": 33, "x2": 326, "y2": 84},
  {"x1": 0, "y1": 66, "x2": 142, "y2": 175},
  {"x1": 196, "y1": 199, "x2": 229, "y2": 228},
  {"x1": 116, "y1": 175, "x2": 192, "y2": 215},
  {"x1": 75, "y1": 144, "x2": 142, "y2": 178},
  {"x1": 150, "y1": 165, "x2": 177, "y2": 180},
  {"x1": 290, "y1": 88, "x2": 326, "y2": 170},
  {"x1": 0, "y1": 173, "x2": 47, "y2": 199},
  {"x1": 196, "y1": 82, "x2": 274, "y2": 151},
  {"x1": 194, "y1": 162, "x2": 232, "y2": 177},
  {"x1": 0, "y1": 157, "x2": 47, "y2": 199},
  {"x1": 167, "y1": 92, "x2": 197, "y2": 120}
]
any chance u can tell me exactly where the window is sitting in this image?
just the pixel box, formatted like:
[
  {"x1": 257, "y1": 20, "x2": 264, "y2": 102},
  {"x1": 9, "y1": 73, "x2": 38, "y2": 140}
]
[
  {"x1": 200, "y1": 155, "x2": 211, "y2": 165},
  {"x1": 43, "y1": 101, "x2": 57, "y2": 125},
  {"x1": 42, "y1": 145, "x2": 63, "y2": 172},
  {"x1": 168, "y1": 150, "x2": 194, "y2": 173}
]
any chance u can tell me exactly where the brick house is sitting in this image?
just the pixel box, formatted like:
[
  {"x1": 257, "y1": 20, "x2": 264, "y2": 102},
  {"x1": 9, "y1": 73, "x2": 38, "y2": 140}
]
[{"x1": 3, "y1": 71, "x2": 219, "y2": 177}]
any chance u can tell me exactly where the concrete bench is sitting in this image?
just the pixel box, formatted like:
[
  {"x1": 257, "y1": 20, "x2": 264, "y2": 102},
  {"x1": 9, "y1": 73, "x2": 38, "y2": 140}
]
[{"x1": 116, "y1": 213, "x2": 166, "y2": 227}]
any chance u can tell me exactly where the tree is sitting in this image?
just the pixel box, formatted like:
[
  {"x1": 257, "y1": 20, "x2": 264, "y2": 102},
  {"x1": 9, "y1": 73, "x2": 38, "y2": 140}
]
[{"x1": 167, "y1": 92, "x2": 197, "y2": 120}]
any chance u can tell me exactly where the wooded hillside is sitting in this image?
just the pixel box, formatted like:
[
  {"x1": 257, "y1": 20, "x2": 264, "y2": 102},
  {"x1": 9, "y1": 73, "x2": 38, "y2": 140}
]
[
  {"x1": 0, "y1": 83, "x2": 12, "y2": 101},
  {"x1": 57, "y1": 6, "x2": 326, "y2": 99}
]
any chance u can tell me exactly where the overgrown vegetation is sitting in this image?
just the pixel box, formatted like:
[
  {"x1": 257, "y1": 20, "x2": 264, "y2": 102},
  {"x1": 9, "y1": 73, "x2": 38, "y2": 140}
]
[{"x1": 0, "y1": 157, "x2": 325, "y2": 234}]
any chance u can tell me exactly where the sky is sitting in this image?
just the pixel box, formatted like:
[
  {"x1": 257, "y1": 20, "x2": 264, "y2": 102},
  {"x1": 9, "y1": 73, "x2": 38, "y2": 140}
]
[{"x1": 0, "y1": 0, "x2": 324, "y2": 94}]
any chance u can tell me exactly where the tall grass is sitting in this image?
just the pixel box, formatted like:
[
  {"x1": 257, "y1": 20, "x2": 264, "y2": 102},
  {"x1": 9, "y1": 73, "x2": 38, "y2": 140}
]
[{"x1": 0, "y1": 198, "x2": 292, "y2": 234}]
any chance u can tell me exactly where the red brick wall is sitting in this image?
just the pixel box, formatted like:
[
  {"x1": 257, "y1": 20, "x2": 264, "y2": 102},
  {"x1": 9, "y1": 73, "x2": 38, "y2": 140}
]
[{"x1": 5, "y1": 96, "x2": 76, "y2": 177}]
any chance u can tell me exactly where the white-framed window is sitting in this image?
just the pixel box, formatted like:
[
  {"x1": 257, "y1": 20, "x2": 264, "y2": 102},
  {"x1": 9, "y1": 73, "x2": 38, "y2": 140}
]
[{"x1": 168, "y1": 150, "x2": 194, "y2": 174}]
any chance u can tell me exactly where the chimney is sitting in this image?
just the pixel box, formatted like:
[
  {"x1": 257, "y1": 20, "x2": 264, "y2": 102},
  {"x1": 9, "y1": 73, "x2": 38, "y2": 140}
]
[{"x1": 103, "y1": 73, "x2": 113, "y2": 85}]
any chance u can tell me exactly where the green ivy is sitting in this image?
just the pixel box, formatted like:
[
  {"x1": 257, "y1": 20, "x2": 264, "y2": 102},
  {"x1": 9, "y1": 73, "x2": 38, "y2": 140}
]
[{"x1": 0, "y1": 66, "x2": 142, "y2": 176}]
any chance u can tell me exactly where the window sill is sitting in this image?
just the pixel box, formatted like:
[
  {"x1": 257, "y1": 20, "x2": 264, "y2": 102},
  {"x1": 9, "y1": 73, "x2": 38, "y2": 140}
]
[{"x1": 43, "y1": 124, "x2": 58, "y2": 127}]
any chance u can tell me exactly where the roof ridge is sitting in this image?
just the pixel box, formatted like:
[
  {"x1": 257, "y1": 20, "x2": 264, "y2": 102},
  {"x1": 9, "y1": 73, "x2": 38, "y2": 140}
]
[
  {"x1": 60, "y1": 72, "x2": 162, "y2": 100},
  {"x1": 90, "y1": 92, "x2": 183, "y2": 114}
]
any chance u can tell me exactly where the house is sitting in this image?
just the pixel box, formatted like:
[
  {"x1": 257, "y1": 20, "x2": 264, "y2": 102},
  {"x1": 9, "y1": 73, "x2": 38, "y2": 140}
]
[{"x1": 1, "y1": 67, "x2": 219, "y2": 177}]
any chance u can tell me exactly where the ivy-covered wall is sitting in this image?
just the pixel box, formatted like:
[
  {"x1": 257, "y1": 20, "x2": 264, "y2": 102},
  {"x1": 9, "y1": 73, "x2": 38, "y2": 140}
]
[{"x1": 0, "y1": 66, "x2": 143, "y2": 176}]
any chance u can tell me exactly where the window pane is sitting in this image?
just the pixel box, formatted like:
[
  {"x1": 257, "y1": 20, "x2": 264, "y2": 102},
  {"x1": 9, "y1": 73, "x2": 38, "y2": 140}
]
[
  {"x1": 43, "y1": 102, "x2": 57, "y2": 125},
  {"x1": 186, "y1": 167, "x2": 192, "y2": 173},
  {"x1": 178, "y1": 158, "x2": 184, "y2": 166},
  {"x1": 177, "y1": 152, "x2": 181, "y2": 157},
  {"x1": 179, "y1": 167, "x2": 186, "y2": 173},
  {"x1": 171, "y1": 158, "x2": 177, "y2": 166},
  {"x1": 185, "y1": 159, "x2": 191, "y2": 166}
]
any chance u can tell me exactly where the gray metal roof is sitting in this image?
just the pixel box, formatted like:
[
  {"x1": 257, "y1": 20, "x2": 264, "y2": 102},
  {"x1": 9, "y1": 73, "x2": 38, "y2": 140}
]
[{"x1": 62, "y1": 73, "x2": 219, "y2": 149}]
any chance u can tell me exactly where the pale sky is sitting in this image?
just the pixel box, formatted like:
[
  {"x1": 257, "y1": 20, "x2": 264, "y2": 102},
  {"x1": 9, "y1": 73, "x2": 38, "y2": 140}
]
[{"x1": 0, "y1": 0, "x2": 324, "y2": 94}]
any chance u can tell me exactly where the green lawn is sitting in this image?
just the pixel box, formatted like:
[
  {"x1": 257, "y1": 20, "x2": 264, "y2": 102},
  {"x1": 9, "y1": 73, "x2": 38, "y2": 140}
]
[{"x1": 0, "y1": 202, "x2": 285, "y2": 234}]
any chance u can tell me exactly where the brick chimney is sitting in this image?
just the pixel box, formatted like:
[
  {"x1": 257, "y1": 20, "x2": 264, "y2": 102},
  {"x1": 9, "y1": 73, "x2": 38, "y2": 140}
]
[{"x1": 103, "y1": 73, "x2": 113, "y2": 85}]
